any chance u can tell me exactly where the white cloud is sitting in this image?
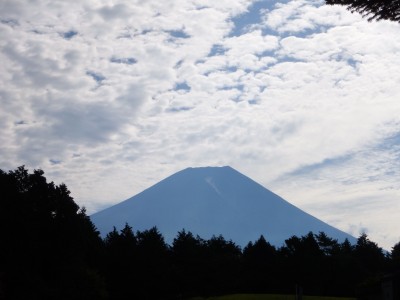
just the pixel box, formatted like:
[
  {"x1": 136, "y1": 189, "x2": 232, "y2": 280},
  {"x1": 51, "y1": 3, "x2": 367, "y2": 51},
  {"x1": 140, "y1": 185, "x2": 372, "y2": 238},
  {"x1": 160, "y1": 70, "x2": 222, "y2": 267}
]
[
  {"x1": 262, "y1": 0, "x2": 360, "y2": 32},
  {"x1": 1, "y1": 0, "x2": 400, "y2": 249}
]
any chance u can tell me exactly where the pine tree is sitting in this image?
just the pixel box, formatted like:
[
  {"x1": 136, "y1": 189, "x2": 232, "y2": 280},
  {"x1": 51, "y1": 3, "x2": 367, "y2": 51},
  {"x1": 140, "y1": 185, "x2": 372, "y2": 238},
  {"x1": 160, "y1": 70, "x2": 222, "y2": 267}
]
[
  {"x1": 171, "y1": 229, "x2": 207, "y2": 297},
  {"x1": 0, "y1": 166, "x2": 106, "y2": 299},
  {"x1": 242, "y1": 235, "x2": 278, "y2": 293},
  {"x1": 326, "y1": 0, "x2": 400, "y2": 22}
]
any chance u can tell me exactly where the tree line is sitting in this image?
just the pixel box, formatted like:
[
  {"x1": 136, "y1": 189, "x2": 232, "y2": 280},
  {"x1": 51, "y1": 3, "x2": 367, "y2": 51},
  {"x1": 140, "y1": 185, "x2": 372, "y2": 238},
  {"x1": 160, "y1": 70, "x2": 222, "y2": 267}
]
[{"x1": 1, "y1": 166, "x2": 399, "y2": 299}]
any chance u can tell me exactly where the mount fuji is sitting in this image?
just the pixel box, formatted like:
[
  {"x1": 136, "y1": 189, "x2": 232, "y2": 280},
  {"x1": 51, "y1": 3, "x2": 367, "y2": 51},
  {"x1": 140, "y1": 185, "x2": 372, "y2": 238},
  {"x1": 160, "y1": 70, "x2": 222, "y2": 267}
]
[{"x1": 91, "y1": 166, "x2": 356, "y2": 246}]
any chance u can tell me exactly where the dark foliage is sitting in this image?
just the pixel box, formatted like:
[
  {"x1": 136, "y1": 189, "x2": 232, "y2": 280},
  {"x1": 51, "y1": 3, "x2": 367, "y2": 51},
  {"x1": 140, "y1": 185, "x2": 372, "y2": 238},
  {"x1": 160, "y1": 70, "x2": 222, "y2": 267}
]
[
  {"x1": 0, "y1": 166, "x2": 106, "y2": 300},
  {"x1": 392, "y1": 241, "x2": 400, "y2": 268},
  {"x1": 326, "y1": 0, "x2": 400, "y2": 22},
  {"x1": 104, "y1": 224, "x2": 175, "y2": 300},
  {"x1": 171, "y1": 230, "x2": 209, "y2": 297},
  {"x1": 1, "y1": 166, "x2": 399, "y2": 299},
  {"x1": 242, "y1": 235, "x2": 279, "y2": 293},
  {"x1": 203, "y1": 235, "x2": 242, "y2": 296},
  {"x1": 104, "y1": 225, "x2": 396, "y2": 299}
]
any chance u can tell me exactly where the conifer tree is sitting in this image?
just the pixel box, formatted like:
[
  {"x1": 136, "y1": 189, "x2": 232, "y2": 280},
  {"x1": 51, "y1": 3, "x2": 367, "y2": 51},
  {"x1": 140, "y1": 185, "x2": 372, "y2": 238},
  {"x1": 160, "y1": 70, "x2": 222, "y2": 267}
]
[
  {"x1": 0, "y1": 166, "x2": 106, "y2": 299},
  {"x1": 326, "y1": 0, "x2": 400, "y2": 22}
]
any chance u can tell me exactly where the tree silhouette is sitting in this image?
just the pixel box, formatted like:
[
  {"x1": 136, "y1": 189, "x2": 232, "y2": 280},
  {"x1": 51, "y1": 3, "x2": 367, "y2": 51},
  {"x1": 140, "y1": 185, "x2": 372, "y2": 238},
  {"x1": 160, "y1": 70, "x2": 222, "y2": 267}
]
[
  {"x1": 171, "y1": 229, "x2": 207, "y2": 298},
  {"x1": 326, "y1": 0, "x2": 400, "y2": 22},
  {"x1": 104, "y1": 224, "x2": 139, "y2": 300},
  {"x1": 0, "y1": 166, "x2": 106, "y2": 299},
  {"x1": 242, "y1": 235, "x2": 279, "y2": 293},
  {"x1": 3, "y1": 166, "x2": 398, "y2": 299},
  {"x1": 282, "y1": 232, "x2": 325, "y2": 295},
  {"x1": 315, "y1": 232, "x2": 340, "y2": 256},
  {"x1": 352, "y1": 233, "x2": 387, "y2": 298},
  {"x1": 136, "y1": 227, "x2": 172, "y2": 299},
  {"x1": 392, "y1": 241, "x2": 400, "y2": 268},
  {"x1": 204, "y1": 235, "x2": 242, "y2": 296},
  {"x1": 354, "y1": 233, "x2": 385, "y2": 275}
]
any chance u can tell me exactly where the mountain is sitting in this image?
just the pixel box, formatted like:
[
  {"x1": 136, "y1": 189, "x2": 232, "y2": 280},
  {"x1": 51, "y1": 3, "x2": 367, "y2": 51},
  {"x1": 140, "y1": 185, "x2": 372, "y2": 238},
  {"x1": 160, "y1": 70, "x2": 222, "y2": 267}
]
[{"x1": 90, "y1": 166, "x2": 356, "y2": 246}]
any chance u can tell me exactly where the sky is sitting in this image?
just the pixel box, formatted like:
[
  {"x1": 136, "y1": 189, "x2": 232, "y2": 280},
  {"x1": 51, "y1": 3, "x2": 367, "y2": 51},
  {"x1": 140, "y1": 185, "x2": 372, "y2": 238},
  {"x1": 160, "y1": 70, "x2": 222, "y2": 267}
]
[{"x1": 1, "y1": 0, "x2": 400, "y2": 249}]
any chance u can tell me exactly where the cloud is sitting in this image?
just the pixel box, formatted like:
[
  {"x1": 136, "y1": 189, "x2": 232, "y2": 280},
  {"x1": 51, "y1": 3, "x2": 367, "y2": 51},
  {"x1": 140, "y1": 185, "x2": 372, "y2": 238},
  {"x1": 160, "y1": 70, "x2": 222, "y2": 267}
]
[
  {"x1": 1, "y1": 0, "x2": 400, "y2": 249},
  {"x1": 97, "y1": 3, "x2": 133, "y2": 20},
  {"x1": 262, "y1": 0, "x2": 360, "y2": 33}
]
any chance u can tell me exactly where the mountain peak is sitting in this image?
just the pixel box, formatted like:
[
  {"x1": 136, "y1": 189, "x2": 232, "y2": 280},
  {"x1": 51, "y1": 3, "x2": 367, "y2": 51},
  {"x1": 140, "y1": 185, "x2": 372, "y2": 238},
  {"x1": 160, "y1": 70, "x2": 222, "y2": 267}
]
[
  {"x1": 182, "y1": 165, "x2": 233, "y2": 172},
  {"x1": 91, "y1": 166, "x2": 355, "y2": 246}
]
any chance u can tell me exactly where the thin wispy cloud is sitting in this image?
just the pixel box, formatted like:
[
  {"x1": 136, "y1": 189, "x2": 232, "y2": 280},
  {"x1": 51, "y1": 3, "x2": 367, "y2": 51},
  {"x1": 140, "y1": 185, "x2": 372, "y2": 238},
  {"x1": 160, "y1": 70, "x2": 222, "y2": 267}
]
[{"x1": 1, "y1": 0, "x2": 399, "y2": 249}]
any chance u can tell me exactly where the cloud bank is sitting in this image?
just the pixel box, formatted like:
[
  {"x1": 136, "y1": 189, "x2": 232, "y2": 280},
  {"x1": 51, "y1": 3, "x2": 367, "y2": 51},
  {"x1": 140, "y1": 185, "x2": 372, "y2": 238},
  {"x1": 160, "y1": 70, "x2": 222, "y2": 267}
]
[{"x1": 1, "y1": 0, "x2": 400, "y2": 249}]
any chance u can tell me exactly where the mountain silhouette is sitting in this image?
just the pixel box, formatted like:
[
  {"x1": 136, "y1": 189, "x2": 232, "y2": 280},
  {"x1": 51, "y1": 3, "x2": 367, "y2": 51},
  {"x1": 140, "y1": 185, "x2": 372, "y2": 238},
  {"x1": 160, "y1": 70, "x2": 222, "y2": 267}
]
[{"x1": 91, "y1": 166, "x2": 355, "y2": 246}]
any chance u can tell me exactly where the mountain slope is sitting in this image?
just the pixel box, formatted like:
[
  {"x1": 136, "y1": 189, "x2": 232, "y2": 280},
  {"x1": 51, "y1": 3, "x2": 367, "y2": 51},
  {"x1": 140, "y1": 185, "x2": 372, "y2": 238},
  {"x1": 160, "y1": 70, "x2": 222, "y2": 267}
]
[{"x1": 91, "y1": 166, "x2": 355, "y2": 246}]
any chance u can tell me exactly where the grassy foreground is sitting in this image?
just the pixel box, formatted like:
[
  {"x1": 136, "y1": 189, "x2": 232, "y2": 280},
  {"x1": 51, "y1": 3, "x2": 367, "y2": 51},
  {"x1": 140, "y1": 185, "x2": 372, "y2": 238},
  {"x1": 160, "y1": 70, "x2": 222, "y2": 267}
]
[{"x1": 190, "y1": 294, "x2": 356, "y2": 300}]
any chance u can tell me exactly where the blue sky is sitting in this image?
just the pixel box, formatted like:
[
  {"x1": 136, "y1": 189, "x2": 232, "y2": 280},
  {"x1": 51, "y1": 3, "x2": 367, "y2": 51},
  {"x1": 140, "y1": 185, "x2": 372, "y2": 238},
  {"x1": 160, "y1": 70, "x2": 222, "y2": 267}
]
[{"x1": 1, "y1": 0, "x2": 400, "y2": 249}]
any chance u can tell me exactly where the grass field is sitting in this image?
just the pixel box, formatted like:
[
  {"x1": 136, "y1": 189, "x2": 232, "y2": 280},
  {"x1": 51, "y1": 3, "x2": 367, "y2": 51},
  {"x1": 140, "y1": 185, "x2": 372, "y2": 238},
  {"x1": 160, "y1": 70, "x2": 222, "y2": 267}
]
[{"x1": 189, "y1": 294, "x2": 356, "y2": 300}]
